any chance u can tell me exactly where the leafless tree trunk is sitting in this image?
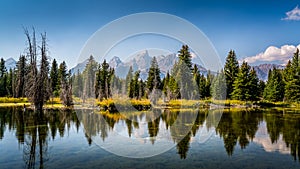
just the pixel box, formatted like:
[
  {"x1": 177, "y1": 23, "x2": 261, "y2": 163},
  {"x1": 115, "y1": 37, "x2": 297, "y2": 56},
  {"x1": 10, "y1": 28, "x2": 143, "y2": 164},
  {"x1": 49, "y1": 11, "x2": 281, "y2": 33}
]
[{"x1": 24, "y1": 28, "x2": 50, "y2": 112}]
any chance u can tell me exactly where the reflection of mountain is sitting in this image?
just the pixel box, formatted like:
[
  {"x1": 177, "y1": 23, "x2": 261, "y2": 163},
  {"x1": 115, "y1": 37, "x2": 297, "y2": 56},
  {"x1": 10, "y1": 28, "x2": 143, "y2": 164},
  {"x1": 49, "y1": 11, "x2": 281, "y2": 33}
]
[{"x1": 253, "y1": 122, "x2": 290, "y2": 154}]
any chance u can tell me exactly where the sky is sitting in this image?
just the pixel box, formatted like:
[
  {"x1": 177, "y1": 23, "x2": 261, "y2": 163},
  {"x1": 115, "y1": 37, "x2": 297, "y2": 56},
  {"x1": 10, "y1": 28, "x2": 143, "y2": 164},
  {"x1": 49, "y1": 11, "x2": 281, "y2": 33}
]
[{"x1": 1, "y1": 0, "x2": 300, "y2": 67}]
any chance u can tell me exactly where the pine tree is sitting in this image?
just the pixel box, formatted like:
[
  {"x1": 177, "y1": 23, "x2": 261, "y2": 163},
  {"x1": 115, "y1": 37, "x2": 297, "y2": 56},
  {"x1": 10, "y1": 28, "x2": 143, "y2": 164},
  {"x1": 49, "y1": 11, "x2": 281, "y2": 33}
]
[
  {"x1": 146, "y1": 57, "x2": 162, "y2": 102},
  {"x1": 224, "y1": 50, "x2": 239, "y2": 99},
  {"x1": 82, "y1": 55, "x2": 98, "y2": 99},
  {"x1": 59, "y1": 61, "x2": 68, "y2": 84},
  {"x1": 199, "y1": 74, "x2": 207, "y2": 99},
  {"x1": 231, "y1": 61, "x2": 251, "y2": 101},
  {"x1": 60, "y1": 62, "x2": 73, "y2": 107},
  {"x1": 258, "y1": 80, "x2": 265, "y2": 98},
  {"x1": 248, "y1": 68, "x2": 259, "y2": 101},
  {"x1": 193, "y1": 64, "x2": 201, "y2": 89},
  {"x1": 6, "y1": 69, "x2": 14, "y2": 97},
  {"x1": 264, "y1": 68, "x2": 285, "y2": 102},
  {"x1": 211, "y1": 71, "x2": 226, "y2": 100},
  {"x1": 146, "y1": 57, "x2": 162, "y2": 92},
  {"x1": 95, "y1": 59, "x2": 114, "y2": 100},
  {"x1": 50, "y1": 59, "x2": 59, "y2": 96},
  {"x1": 284, "y1": 49, "x2": 300, "y2": 102},
  {"x1": 172, "y1": 45, "x2": 197, "y2": 99},
  {"x1": 0, "y1": 58, "x2": 7, "y2": 96},
  {"x1": 205, "y1": 71, "x2": 213, "y2": 98},
  {"x1": 129, "y1": 71, "x2": 140, "y2": 99},
  {"x1": 15, "y1": 55, "x2": 26, "y2": 98},
  {"x1": 178, "y1": 45, "x2": 192, "y2": 69},
  {"x1": 168, "y1": 75, "x2": 180, "y2": 100},
  {"x1": 125, "y1": 66, "x2": 133, "y2": 96},
  {"x1": 72, "y1": 70, "x2": 83, "y2": 97}
]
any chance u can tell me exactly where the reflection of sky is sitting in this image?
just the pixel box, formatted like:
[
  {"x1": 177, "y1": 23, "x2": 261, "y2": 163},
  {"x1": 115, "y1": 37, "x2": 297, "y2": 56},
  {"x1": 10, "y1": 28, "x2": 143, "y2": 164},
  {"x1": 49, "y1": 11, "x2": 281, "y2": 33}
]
[
  {"x1": 112, "y1": 115, "x2": 173, "y2": 143},
  {"x1": 253, "y1": 122, "x2": 290, "y2": 154}
]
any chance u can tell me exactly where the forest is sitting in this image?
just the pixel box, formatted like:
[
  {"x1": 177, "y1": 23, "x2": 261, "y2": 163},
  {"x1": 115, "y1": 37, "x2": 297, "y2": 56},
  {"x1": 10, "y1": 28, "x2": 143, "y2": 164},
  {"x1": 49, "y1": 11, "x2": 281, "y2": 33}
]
[{"x1": 0, "y1": 29, "x2": 299, "y2": 111}]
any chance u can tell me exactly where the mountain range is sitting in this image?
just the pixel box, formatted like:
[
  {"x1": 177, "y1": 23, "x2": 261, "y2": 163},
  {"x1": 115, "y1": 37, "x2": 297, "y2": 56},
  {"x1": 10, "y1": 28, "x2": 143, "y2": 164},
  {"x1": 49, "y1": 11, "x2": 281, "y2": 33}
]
[{"x1": 4, "y1": 52, "x2": 286, "y2": 81}]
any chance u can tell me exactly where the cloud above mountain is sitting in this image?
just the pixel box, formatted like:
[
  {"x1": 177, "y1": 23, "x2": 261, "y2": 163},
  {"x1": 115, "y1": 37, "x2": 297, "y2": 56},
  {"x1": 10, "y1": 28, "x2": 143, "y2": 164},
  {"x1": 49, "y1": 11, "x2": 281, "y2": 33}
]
[
  {"x1": 242, "y1": 44, "x2": 300, "y2": 65},
  {"x1": 282, "y1": 5, "x2": 300, "y2": 21}
]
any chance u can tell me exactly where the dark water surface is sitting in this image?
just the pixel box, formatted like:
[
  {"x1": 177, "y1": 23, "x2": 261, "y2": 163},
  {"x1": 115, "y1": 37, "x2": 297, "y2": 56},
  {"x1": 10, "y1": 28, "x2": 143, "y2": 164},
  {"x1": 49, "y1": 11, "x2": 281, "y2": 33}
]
[{"x1": 0, "y1": 107, "x2": 300, "y2": 169}]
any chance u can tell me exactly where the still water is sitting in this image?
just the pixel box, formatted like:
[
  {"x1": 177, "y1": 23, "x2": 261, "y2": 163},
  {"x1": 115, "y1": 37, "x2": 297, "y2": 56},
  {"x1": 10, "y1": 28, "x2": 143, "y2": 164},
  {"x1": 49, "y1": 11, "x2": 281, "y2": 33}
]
[{"x1": 0, "y1": 107, "x2": 300, "y2": 169}]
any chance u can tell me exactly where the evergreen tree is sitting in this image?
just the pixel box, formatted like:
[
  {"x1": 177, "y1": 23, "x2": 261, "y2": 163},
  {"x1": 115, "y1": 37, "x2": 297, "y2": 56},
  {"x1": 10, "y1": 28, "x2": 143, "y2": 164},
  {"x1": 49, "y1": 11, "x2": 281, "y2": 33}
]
[
  {"x1": 264, "y1": 68, "x2": 285, "y2": 102},
  {"x1": 178, "y1": 45, "x2": 193, "y2": 69},
  {"x1": 146, "y1": 57, "x2": 162, "y2": 92},
  {"x1": 193, "y1": 64, "x2": 201, "y2": 89},
  {"x1": 129, "y1": 71, "x2": 140, "y2": 99},
  {"x1": 162, "y1": 71, "x2": 172, "y2": 100},
  {"x1": 82, "y1": 55, "x2": 98, "y2": 99},
  {"x1": 205, "y1": 71, "x2": 213, "y2": 98},
  {"x1": 146, "y1": 57, "x2": 162, "y2": 102},
  {"x1": 15, "y1": 55, "x2": 26, "y2": 98},
  {"x1": 73, "y1": 70, "x2": 83, "y2": 97},
  {"x1": 95, "y1": 59, "x2": 114, "y2": 100},
  {"x1": 138, "y1": 79, "x2": 145, "y2": 100},
  {"x1": 168, "y1": 75, "x2": 180, "y2": 100},
  {"x1": 0, "y1": 58, "x2": 7, "y2": 96},
  {"x1": 258, "y1": 80, "x2": 265, "y2": 98},
  {"x1": 284, "y1": 49, "x2": 300, "y2": 102},
  {"x1": 211, "y1": 71, "x2": 226, "y2": 100},
  {"x1": 50, "y1": 59, "x2": 59, "y2": 96},
  {"x1": 172, "y1": 45, "x2": 197, "y2": 99},
  {"x1": 232, "y1": 61, "x2": 252, "y2": 101},
  {"x1": 224, "y1": 50, "x2": 239, "y2": 99},
  {"x1": 60, "y1": 62, "x2": 73, "y2": 107},
  {"x1": 199, "y1": 74, "x2": 207, "y2": 99},
  {"x1": 125, "y1": 66, "x2": 133, "y2": 96},
  {"x1": 58, "y1": 61, "x2": 68, "y2": 86},
  {"x1": 248, "y1": 68, "x2": 259, "y2": 101},
  {"x1": 6, "y1": 69, "x2": 14, "y2": 97}
]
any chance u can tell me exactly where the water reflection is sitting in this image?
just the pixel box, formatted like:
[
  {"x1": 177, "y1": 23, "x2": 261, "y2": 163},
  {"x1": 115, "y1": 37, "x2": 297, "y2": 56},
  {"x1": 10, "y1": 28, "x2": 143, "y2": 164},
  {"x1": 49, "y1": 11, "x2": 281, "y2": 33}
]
[
  {"x1": 0, "y1": 107, "x2": 300, "y2": 167},
  {"x1": 0, "y1": 107, "x2": 80, "y2": 169}
]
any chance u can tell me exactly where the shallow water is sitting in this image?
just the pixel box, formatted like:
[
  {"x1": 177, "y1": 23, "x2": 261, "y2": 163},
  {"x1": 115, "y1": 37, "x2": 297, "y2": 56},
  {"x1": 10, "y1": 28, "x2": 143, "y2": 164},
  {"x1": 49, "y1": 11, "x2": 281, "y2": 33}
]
[{"x1": 0, "y1": 107, "x2": 300, "y2": 169}]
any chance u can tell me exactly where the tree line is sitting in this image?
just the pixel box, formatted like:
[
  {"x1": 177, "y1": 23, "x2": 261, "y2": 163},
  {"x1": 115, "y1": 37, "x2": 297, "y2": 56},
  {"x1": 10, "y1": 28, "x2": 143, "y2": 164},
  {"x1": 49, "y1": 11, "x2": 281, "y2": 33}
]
[
  {"x1": 0, "y1": 29, "x2": 73, "y2": 111},
  {"x1": 0, "y1": 31, "x2": 299, "y2": 110}
]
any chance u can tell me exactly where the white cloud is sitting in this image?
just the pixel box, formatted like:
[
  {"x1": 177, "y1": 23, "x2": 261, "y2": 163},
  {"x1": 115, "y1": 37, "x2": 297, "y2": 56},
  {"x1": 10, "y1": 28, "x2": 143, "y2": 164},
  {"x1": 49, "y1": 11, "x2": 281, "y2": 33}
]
[
  {"x1": 242, "y1": 44, "x2": 300, "y2": 65},
  {"x1": 282, "y1": 5, "x2": 300, "y2": 21}
]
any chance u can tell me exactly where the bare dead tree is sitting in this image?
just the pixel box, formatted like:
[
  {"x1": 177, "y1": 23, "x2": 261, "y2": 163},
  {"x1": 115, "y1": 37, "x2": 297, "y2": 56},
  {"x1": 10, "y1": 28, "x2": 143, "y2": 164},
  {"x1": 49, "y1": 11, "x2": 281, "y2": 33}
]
[{"x1": 24, "y1": 28, "x2": 50, "y2": 111}]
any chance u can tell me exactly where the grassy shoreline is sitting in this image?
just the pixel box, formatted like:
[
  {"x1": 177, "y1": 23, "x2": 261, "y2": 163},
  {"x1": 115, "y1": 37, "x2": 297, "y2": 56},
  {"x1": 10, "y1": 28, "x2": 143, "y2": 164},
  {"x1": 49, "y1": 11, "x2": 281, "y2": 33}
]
[{"x1": 0, "y1": 97, "x2": 299, "y2": 110}]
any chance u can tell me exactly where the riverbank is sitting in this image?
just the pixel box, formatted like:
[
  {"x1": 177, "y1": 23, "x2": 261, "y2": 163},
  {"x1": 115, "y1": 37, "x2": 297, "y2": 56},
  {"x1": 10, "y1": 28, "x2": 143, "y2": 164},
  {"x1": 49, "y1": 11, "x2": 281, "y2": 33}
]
[{"x1": 0, "y1": 97, "x2": 299, "y2": 110}]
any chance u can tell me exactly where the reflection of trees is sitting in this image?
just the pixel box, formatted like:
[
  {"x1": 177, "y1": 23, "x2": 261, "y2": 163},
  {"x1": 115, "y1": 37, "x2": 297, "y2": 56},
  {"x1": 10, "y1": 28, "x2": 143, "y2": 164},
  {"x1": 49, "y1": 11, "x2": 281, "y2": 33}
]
[
  {"x1": 265, "y1": 110, "x2": 284, "y2": 143},
  {"x1": 0, "y1": 107, "x2": 80, "y2": 169},
  {"x1": 162, "y1": 109, "x2": 206, "y2": 159},
  {"x1": 264, "y1": 109, "x2": 300, "y2": 161},
  {"x1": 76, "y1": 110, "x2": 110, "y2": 144},
  {"x1": 216, "y1": 110, "x2": 262, "y2": 156}
]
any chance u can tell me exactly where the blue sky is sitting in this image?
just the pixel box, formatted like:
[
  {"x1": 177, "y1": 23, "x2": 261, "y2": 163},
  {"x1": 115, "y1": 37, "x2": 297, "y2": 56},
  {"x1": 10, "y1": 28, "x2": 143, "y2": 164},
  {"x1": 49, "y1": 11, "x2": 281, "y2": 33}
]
[{"x1": 1, "y1": 0, "x2": 300, "y2": 67}]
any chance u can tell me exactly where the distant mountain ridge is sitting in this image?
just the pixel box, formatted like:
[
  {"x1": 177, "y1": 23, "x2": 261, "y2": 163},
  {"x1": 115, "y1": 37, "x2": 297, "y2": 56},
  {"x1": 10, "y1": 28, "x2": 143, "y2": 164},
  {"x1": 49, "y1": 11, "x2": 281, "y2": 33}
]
[
  {"x1": 70, "y1": 51, "x2": 286, "y2": 81},
  {"x1": 253, "y1": 64, "x2": 285, "y2": 81},
  {"x1": 71, "y1": 50, "x2": 208, "y2": 80},
  {"x1": 4, "y1": 58, "x2": 17, "y2": 70},
  {"x1": 2, "y1": 56, "x2": 285, "y2": 82}
]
